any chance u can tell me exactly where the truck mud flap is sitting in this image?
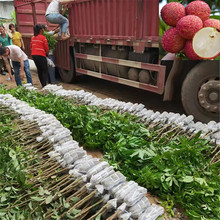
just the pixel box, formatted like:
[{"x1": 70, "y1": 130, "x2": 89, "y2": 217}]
[{"x1": 54, "y1": 40, "x2": 71, "y2": 71}]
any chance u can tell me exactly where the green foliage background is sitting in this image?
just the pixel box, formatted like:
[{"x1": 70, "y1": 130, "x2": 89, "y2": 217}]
[{"x1": 43, "y1": 31, "x2": 57, "y2": 51}]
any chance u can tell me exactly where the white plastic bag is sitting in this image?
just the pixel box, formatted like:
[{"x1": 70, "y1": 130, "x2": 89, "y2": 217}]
[
  {"x1": 138, "y1": 204, "x2": 164, "y2": 220},
  {"x1": 46, "y1": 57, "x2": 55, "y2": 67},
  {"x1": 129, "y1": 196, "x2": 151, "y2": 218}
]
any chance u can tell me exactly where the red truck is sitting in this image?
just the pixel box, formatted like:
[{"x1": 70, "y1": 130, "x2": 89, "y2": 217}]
[{"x1": 14, "y1": 0, "x2": 219, "y2": 123}]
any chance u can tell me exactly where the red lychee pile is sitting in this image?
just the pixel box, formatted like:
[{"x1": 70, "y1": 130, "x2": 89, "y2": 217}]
[{"x1": 161, "y1": 0, "x2": 220, "y2": 60}]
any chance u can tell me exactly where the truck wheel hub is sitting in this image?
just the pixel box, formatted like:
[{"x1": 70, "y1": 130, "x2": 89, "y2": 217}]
[{"x1": 198, "y1": 80, "x2": 220, "y2": 113}]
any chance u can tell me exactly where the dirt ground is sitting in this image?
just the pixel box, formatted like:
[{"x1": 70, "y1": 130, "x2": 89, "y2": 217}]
[
  {"x1": 0, "y1": 61, "x2": 184, "y2": 219},
  {"x1": 0, "y1": 59, "x2": 185, "y2": 114},
  {"x1": 0, "y1": 60, "x2": 123, "y2": 99}
]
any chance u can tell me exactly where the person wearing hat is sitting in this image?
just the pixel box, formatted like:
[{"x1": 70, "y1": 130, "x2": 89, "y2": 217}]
[{"x1": 0, "y1": 45, "x2": 33, "y2": 86}]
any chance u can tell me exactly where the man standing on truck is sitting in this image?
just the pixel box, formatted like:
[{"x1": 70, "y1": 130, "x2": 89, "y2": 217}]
[
  {"x1": 45, "y1": 0, "x2": 75, "y2": 41},
  {"x1": 0, "y1": 45, "x2": 33, "y2": 86}
]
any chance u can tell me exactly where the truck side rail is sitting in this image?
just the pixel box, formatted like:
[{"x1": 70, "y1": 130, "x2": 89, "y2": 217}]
[{"x1": 75, "y1": 53, "x2": 166, "y2": 94}]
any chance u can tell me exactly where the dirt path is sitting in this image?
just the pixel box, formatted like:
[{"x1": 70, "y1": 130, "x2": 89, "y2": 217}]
[{"x1": 1, "y1": 59, "x2": 185, "y2": 115}]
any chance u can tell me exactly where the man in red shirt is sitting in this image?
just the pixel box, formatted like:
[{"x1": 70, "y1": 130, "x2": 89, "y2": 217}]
[{"x1": 30, "y1": 24, "x2": 49, "y2": 87}]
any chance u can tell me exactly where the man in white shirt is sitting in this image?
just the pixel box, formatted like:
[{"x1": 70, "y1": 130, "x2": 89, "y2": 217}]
[
  {"x1": 0, "y1": 45, "x2": 33, "y2": 86},
  {"x1": 45, "y1": 0, "x2": 75, "y2": 40}
]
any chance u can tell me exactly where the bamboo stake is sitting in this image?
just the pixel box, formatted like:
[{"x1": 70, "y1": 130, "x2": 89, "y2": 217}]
[
  {"x1": 66, "y1": 185, "x2": 86, "y2": 202},
  {"x1": 60, "y1": 190, "x2": 98, "y2": 219},
  {"x1": 86, "y1": 204, "x2": 108, "y2": 220},
  {"x1": 106, "y1": 209, "x2": 121, "y2": 220},
  {"x1": 74, "y1": 198, "x2": 104, "y2": 218}
]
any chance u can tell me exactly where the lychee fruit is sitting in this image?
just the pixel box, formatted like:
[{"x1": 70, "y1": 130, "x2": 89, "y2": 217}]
[
  {"x1": 184, "y1": 40, "x2": 202, "y2": 60},
  {"x1": 161, "y1": 27, "x2": 186, "y2": 53},
  {"x1": 204, "y1": 19, "x2": 220, "y2": 30},
  {"x1": 161, "y1": 2, "x2": 186, "y2": 27},
  {"x1": 192, "y1": 27, "x2": 220, "y2": 59},
  {"x1": 186, "y1": 0, "x2": 210, "y2": 22},
  {"x1": 176, "y1": 15, "x2": 203, "y2": 40}
]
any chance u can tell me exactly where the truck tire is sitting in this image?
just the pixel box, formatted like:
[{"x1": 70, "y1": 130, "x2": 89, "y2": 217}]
[
  {"x1": 181, "y1": 61, "x2": 219, "y2": 123},
  {"x1": 58, "y1": 56, "x2": 76, "y2": 83}
]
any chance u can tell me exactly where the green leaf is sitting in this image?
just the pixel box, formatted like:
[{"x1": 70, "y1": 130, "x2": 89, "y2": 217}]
[
  {"x1": 39, "y1": 186, "x2": 44, "y2": 196},
  {"x1": 95, "y1": 214, "x2": 102, "y2": 220},
  {"x1": 130, "y1": 149, "x2": 145, "y2": 159},
  {"x1": 43, "y1": 31, "x2": 57, "y2": 51},
  {"x1": 45, "y1": 195, "x2": 53, "y2": 204},
  {"x1": 28, "y1": 201, "x2": 33, "y2": 210},
  {"x1": 50, "y1": 175, "x2": 57, "y2": 179},
  {"x1": 9, "y1": 150, "x2": 15, "y2": 159},
  {"x1": 64, "y1": 202, "x2": 70, "y2": 209},
  {"x1": 44, "y1": 190, "x2": 51, "y2": 195},
  {"x1": 66, "y1": 213, "x2": 76, "y2": 219},
  {"x1": 1, "y1": 195, "x2": 7, "y2": 203},
  {"x1": 1, "y1": 82, "x2": 220, "y2": 220},
  {"x1": 195, "y1": 177, "x2": 207, "y2": 186},
  {"x1": 0, "y1": 212, "x2": 6, "y2": 217},
  {"x1": 70, "y1": 209, "x2": 80, "y2": 215},
  {"x1": 30, "y1": 196, "x2": 44, "y2": 202},
  {"x1": 4, "y1": 187, "x2": 11, "y2": 191},
  {"x1": 173, "y1": 178, "x2": 179, "y2": 187},
  {"x1": 11, "y1": 186, "x2": 20, "y2": 192},
  {"x1": 70, "y1": 197, "x2": 80, "y2": 204},
  {"x1": 0, "y1": 209, "x2": 7, "y2": 215},
  {"x1": 166, "y1": 176, "x2": 172, "y2": 182},
  {"x1": 181, "y1": 176, "x2": 194, "y2": 183}
]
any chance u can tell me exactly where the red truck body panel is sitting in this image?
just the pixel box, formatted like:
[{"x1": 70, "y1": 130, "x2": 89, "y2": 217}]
[
  {"x1": 69, "y1": 0, "x2": 159, "y2": 43},
  {"x1": 14, "y1": 0, "x2": 165, "y2": 94},
  {"x1": 15, "y1": 0, "x2": 159, "y2": 45},
  {"x1": 14, "y1": 0, "x2": 50, "y2": 35}
]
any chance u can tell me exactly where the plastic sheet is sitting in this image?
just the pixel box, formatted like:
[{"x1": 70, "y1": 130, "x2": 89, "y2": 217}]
[
  {"x1": 90, "y1": 166, "x2": 115, "y2": 186},
  {"x1": 138, "y1": 204, "x2": 164, "y2": 220},
  {"x1": 101, "y1": 171, "x2": 126, "y2": 190},
  {"x1": 129, "y1": 196, "x2": 151, "y2": 218}
]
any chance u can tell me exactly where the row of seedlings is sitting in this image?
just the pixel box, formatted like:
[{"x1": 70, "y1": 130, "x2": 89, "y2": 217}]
[
  {"x1": 38, "y1": 84, "x2": 219, "y2": 161},
  {"x1": 0, "y1": 105, "x2": 79, "y2": 219},
  {"x1": 0, "y1": 93, "x2": 164, "y2": 220}
]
